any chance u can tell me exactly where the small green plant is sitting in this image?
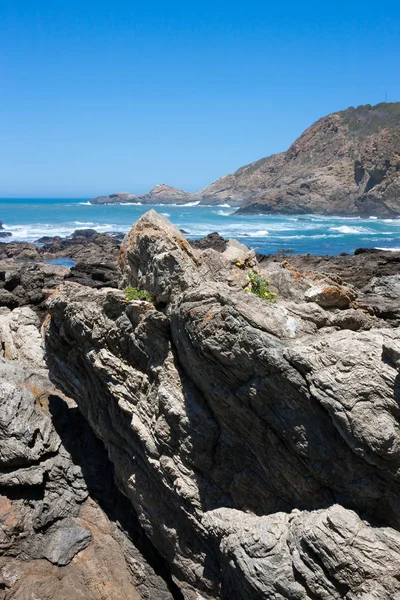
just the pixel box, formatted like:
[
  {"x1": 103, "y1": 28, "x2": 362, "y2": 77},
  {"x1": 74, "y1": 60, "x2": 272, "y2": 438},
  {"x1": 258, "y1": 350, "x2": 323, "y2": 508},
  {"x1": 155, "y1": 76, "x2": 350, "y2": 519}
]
[
  {"x1": 124, "y1": 286, "x2": 153, "y2": 302},
  {"x1": 245, "y1": 271, "x2": 277, "y2": 302}
]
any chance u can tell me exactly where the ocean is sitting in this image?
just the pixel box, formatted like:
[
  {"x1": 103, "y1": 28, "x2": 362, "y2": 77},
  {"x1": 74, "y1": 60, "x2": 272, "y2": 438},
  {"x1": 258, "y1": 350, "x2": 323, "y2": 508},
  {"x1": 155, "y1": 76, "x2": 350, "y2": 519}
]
[{"x1": 1, "y1": 197, "x2": 400, "y2": 256}]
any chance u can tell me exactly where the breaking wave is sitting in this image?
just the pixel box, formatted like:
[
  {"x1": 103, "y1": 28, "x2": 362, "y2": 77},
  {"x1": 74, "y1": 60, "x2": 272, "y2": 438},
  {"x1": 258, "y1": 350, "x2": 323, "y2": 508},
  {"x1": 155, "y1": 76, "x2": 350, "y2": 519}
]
[{"x1": 329, "y1": 225, "x2": 374, "y2": 234}]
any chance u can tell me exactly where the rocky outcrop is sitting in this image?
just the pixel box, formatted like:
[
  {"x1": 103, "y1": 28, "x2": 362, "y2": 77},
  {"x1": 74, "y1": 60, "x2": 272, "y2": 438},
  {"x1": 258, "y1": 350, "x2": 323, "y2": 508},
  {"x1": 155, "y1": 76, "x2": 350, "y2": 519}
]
[
  {"x1": 0, "y1": 230, "x2": 122, "y2": 310},
  {"x1": 89, "y1": 103, "x2": 400, "y2": 215},
  {"x1": 264, "y1": 248, "x2": 400, "y2": 323},
  {"x1": 229, "y1": 103, "x2": 400, "y2": 216},
  {"x1": 45, "y1": 211, "x2": 400, "y2": 599},
  {"x1": 91, "y1": 184, "x2": 194, "y2": 205},
  {"x1": 90, "y1": 191, "x2": 139, "y2": 205},
  {"x1": 138, "y1": 184, "x2": 193, "y2": 205},
  {"x1": 0, "y1": 301, "x2": 177, "y2": 598}
]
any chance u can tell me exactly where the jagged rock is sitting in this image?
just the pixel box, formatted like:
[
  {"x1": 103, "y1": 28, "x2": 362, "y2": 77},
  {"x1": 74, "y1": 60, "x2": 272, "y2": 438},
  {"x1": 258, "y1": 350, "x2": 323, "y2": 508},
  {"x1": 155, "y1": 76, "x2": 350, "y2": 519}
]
[
  {"x1": 0, "y1": 360, "x2": 60, "y2": 466},
  {"x1": 44, "y1": 213, "x2": 400, "y2": 598},
  {"x1": 273, "y1": 247, "x2": 400, "y2": 289},
  {"x1": 0, "y1": 263, "x2": 70, "y2": 309},
  {"x1": 220, "y1": 102, "x2": 400, "y2": 217},
  {"x1": 0, "y1": 499, "x2": 168, "y2": 599},
  {"x1": 304, "y1": 281, "x2": 357, "y2": 308},
  {"x1": 0, "y1": 290, "x2": 19, "y2": 309},
  {"x1": 120, "y1": 209, "x2": 203, "y2": 303},
  {"x1": 360, "y1": 274, "x2": 400, "y2": 321},
  {"x1": 91, "y1": 185, "x2": 193, "y2": 206},
  {"x1": 204, "y1": 504, "x2": 400, "y2": 599},
  {"x1": 138, "y1": 183, "x2": 193, "y2": 205},
  {"x1": 120, "y1": 210, "x2": 260, "y2": 302},
  {"x1": 190, "y1": 232, "x2": 228, "y2": 252},
  {"x1": 0, "y1": 306, "x2": 46, "y2": 368},
  {"x1": 45, "y1": 281, "x2": 400, "y2": 596},
  {"x1": 0, "y1": 303, "x2": 176, "y2": 599}
]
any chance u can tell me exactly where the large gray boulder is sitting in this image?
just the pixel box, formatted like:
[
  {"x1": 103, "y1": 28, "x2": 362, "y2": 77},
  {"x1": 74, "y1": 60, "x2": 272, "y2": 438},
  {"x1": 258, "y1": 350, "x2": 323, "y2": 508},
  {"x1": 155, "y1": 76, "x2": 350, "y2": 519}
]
[
  {"x1": 43, "y1": 211, "x2": 400, "y2": 599},
  {"x1": 45, "y1": 274, "x2": 400, "y2": 597}
]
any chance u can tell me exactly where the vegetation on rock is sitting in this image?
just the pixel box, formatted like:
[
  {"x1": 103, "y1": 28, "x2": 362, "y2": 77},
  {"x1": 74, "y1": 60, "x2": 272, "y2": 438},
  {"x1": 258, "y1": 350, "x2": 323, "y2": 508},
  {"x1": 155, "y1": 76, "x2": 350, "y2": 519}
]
[
  {"x1": 246, "y1": 270, "x2": 276, "y2": 301},
  {"x1": 124, "y1": 286, "x2": 153, "y2": 302}
]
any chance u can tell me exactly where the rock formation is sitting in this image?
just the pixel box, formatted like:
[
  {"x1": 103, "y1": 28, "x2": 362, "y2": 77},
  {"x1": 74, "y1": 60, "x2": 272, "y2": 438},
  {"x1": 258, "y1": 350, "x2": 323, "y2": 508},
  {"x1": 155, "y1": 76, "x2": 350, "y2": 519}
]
[
  {"x1": 91, "y1": 184, "x2": 193, "y2": 206},
  {"x1": 44, "y1": 210, "x2": 400, "y2": 599},
  {"x1": 90, "y1": 102, "x2": 400, "y2": 216},
  {"x1": 0, "y1": 230, "x2": 122, "y2": 310},
  {"x1": 89, "y1": 191, "x2": 139, "y2": 205},
  {"x1": 203, "y1": 102, "x2": 400, "y2": 216},
  {"x1": 0, "y1": 291, "x2": 178, "y2": 597},
  {"x1": 138, "y1": 184, "x2": 193, "y2": 205}
]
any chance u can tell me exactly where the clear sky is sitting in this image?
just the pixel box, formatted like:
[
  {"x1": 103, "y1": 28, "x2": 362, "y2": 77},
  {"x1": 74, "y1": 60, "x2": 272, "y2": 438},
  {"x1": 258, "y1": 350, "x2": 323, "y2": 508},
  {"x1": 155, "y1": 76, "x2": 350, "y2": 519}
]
[{"x1": 1, "y1": 1, "x2": 399, "y2": 197}]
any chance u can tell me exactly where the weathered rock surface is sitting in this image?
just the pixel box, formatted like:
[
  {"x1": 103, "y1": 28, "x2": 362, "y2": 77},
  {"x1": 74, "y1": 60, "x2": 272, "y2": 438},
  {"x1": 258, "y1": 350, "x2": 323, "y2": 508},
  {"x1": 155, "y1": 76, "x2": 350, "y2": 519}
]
[
  {"x1": 120, "y1": 210, "x2": 257, "y2": 303},
  {"x1": 205, "y1": 504, "x2": 400, "y2": 600},
  {"x1": 0, "y1": 230, "x2": 122, "y2": 310},
  {"x1": 0, "y1": 303, "x2": 176, "y2": 598},
  {"x1": 45, "y1": 210, "x2": 400, "y2": 599}
]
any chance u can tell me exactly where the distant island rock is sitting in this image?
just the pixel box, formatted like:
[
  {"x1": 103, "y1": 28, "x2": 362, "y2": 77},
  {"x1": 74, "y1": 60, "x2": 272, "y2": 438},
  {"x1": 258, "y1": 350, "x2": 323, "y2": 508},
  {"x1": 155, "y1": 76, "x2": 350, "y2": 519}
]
[
  {"x1": 91, "y1": 102, "x2": 400, "y2": 217},
  {"x1": 90, "y1": 191, "x2": 139, "y2": 205},
  {"x1": 91, "y1": 184, "x2": 193, "y2": 206}
]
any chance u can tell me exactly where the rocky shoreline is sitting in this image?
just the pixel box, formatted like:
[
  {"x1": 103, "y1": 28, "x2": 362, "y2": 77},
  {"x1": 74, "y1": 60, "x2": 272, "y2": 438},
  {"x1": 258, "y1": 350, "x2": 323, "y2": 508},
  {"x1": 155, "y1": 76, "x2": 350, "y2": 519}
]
[
  {"x1": 0, "y1": 212, "x2": 400, "y2": 598},
  {"x1": 90, "y1": 103, "x2": 400, "y2": 218}
]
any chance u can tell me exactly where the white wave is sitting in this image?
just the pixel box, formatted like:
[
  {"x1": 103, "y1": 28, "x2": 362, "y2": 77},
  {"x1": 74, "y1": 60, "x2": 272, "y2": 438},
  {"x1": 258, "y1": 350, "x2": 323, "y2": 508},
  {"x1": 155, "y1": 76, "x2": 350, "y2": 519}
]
[
  {"x1": 369, "y1": 216, "x2": 378, "y2": 220},
  {"x1": 243, "y1": 229, "x2": 269, "y2": 237},
  {"x1": 182, "y1": 200, "x2": 201, "y2": 207},
  {"x1": 329, "y1": 225, "x2": 373, "y2": 234},
  {"x1": 5, "y1": 222, "x2": 123, "y2": 242},
  {"x1": 375, "y1": 247, "x2": 400, "y2": 252},
  {"x1": 79, "y1": 201, "x2": 92, "y2": 205},
  {"x1": 217, "y1": 203, "x2": 232, "y2": 207},
  {"x1": 306, "y1": 214, "x2": 361, "y2": 221},
  {"x1": 120, "y1": 202, "x2": 143, "y2": 206},
  {"x1": 215, "y1": 210, "x2": 234, "y2": 216},
  {"x1": 161, "y1": 212, "x2": 171, "y2": 217},
  {"x1": 74, "y1": 221, "x2": 95, "y2": 225}
]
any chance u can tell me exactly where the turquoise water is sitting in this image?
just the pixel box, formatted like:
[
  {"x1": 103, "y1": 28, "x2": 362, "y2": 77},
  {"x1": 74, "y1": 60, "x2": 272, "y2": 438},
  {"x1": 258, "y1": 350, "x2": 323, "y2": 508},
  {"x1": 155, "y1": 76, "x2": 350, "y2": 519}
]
[{"x1": 1, "y1": 198, "x2": 400, "y2": 255}]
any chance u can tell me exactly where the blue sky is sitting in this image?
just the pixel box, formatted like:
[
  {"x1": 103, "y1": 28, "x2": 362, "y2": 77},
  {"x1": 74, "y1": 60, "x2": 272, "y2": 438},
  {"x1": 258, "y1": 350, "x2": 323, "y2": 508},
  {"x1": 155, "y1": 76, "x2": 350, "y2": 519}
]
[{"x1": 1, "y1": 1, "x2": 399, "y2": 197}]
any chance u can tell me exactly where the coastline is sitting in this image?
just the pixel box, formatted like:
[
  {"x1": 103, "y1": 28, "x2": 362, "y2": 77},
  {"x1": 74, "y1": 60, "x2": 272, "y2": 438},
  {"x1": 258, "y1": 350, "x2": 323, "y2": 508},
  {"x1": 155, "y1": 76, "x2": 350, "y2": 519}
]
[
  {"x1": 1, "y1": 198, "x2": 400, "y2": 255},
  {"x1": 0, "y1": 210, "x2": 399, "y2": 598}
]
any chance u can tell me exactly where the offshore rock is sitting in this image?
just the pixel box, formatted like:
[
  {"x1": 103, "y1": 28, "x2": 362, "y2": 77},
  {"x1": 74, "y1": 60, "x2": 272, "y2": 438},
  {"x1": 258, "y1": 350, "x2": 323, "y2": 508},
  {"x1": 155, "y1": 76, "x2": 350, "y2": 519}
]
[
  {"x1": 90, "y1": 191, "x2": 139, "y2": 205},
  {"x1": 45, "y1": 211, "x2": 400, "y2": 599}
]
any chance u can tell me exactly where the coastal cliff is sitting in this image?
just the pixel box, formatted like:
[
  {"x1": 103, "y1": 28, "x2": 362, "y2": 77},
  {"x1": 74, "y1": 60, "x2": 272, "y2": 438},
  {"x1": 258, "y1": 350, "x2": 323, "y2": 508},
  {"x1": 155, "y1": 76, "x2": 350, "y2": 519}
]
[
  {"x1": 200, "y1": 102, "x2": 400, "y2": 216},
  {"x1": 91, "y1": 102, "x2": 400, "y2": 217},
  {"x1": 41, "y1": 211, "x2": 400, "y2": 599}
]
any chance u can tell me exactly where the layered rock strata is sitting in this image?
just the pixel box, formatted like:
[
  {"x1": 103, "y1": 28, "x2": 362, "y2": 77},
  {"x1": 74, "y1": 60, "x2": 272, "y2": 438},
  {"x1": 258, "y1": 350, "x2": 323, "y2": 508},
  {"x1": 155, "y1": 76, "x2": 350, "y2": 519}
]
[
  {"x1": 45, "y1": 211, "x2": 400, "y2": 599},
  {"x1": 0, "y1": 303, "x2": 176, "y2": 598}
]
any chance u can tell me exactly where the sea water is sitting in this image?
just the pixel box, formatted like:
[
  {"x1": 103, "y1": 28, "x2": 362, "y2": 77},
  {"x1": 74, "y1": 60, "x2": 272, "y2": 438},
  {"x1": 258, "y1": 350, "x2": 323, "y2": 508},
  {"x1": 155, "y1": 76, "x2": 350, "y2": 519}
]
[{"x1": 1, "y1": 197, "x2": 400, "y2": 256}]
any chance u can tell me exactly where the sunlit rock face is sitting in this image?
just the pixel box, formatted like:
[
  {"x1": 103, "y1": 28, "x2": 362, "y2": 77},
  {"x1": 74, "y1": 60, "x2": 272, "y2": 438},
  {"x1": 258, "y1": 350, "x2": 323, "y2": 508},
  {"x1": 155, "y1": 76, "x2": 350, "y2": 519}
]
[{"x1": 45, "y1": 210, "x2": 400, "y2": 599}]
